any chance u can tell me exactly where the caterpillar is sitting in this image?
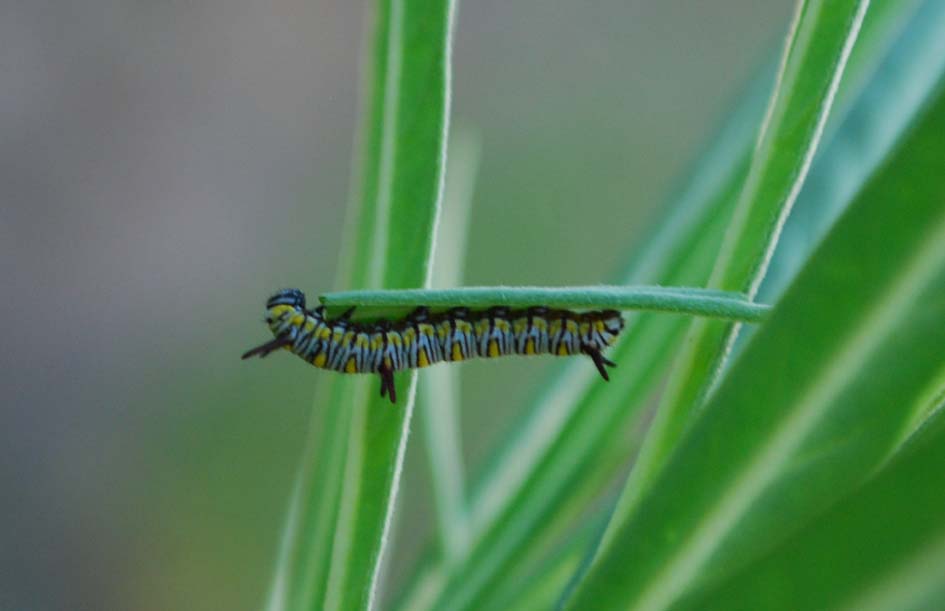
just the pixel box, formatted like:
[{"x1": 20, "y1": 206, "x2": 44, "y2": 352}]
[{"x1": 242, "y1": 288, "x2": 625, "y2": 404}]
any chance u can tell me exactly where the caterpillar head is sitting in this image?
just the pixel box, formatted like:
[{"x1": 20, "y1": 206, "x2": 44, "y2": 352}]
[{"x1": 266, "y1": 288, "x2": 306, "y2": 334}]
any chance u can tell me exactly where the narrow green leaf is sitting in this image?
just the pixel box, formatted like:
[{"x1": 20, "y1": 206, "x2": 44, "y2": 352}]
[
  {"x1": 392, "y1": 30, "x2": 787, "y2": 609},
  {"x1": 563, "y1": 74, "x2": 945, "y2": 611},
  {"x1": 675, "y1": 402, "x2": 945, "y2": 610},
  {"x1": 321, "y1": 286, "x2": 770, "y2": 322},
  {"x1": 893, "y1": 387, "x2": 945, "y2": 459},
  {"x1": 394, "y1": 1, "x2": 927, "y2": 607},
  {"x1": 888, "y1": 358, "x2": 945, "y2": 457},
  {"x1": 601, "y1": 0, "x2": 872, "y2": 556},
  {"x1": 749, "y1": 0, "x2": 945, "y2": 459},
  {"x1": 393, "y1": 58, "x2": 769, "y2": 611},
  {"x1": 496, "y1": 510, "x2": 608, "y2": 611},
  {"x1": 264, "y1": 1, "x2": 455, "y2": 610},
  {"x1": 418, "y1": 128, "x2": 482, "y2": 564},
  {"x1": 760, "y1": 0, "x2": 943, "y2": 301}
]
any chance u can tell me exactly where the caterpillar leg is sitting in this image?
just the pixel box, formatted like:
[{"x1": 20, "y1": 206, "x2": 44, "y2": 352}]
[
  {"x1": 406, "y1": 306, "x2": 431, "y2": 323},
  {"x1": 378, "y1": 364, "x2": 397, "y2": 404},
  {"x1": 241, "y1": 335, "x2": 294, "y2": 360},
  {"x1": 582, "y1": 345, "x2": 616, "y2": 382},
  {"x1": 487, "y1": 306, "x2": 510, "y2": 318},
  {"x1": 335, "y1": 306, "x2": 357, "y2": 322}
]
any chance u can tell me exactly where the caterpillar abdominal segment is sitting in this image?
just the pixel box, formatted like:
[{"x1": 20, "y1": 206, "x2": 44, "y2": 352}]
[{"x1": 242, "y1": 288, "x2": 625, "y2": 405}]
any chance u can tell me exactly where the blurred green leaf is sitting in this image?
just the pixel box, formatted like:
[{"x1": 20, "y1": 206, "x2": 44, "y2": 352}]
[
  {"x1": 743, "y1": 0, "x2": 945, "y2": 456},
  {"x1": 600, "y1": 0, "x2": 871, "y2": 557},
  {"x1": 563, "y1": 74, "x2": 945, "y2": 611},
  {"x1": 497, "y1": 509, "x2": 607, "y2": 611},
  {"x1": 394, "y1": 2, "x2": 936, "y2": 609},
  {"x1": 393, "y1": 44, "x2": 770, "y2": 611},
  {"x1": 676, "y1": 395, "x2": 945, "y2": 610},
  {"x1": 419, "y1": 128, "x2": 481, "y2": 564},
  {"x1": 757, "y1": 0, "x2": 945, "y2": 447},
  {"x1": 264, "y1": 1, "x2": 454, "y2": 610},
  {"x1": 761, "y1": 0, "x2": 944, "y2": 301},
  {"x1": 393, "y1": 88, "x2": 759, "y2": 611}
]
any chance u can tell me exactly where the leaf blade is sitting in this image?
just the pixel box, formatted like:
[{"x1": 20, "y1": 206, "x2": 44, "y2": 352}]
[
  {"x1": 418, "y1": 128, "x2": 482, "y2": 564},
  {"x1": 263, "y1": 1, "x2": 455, "y2": 609},
  {"x1": 321, "y1": 286, "x2": 770, "y2": 322},
  {"x1": 595, "y1": 0, "x2": 872, "y2": 563},
  {"x1": 675, "y1": 405, "x2": 945, "y2": 610},
  {"x1": 394, "y1": 58, "x2": 768, "y2": 611},
  {"x1": 396, "y1": 1, "x2": 926, "y2": 607},
  {"x1": 759, "y1": 0, "x2": 940, "y2": 301},
  {"x1": 563, "y1": 68, "x2": 945, "y2": 611}
]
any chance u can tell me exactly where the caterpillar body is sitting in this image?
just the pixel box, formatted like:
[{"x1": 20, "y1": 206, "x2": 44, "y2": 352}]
[{"x1": 242, "y1": 288, "x2": 625, "y2": 404}]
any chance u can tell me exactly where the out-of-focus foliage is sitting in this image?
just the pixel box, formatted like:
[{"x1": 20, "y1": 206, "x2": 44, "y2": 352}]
[
  {"x1": 677, "y1": 401, "x2": 945, "y2": 611},
  {"x1": 395, "y1": 1, "x2": 945, "y2": 610},
  {"x1": 8, "y1": 1, "x2": 945, "y2": 610},
  {"x1": 564, "y1": 69, "x2": 945, "y2": 611}
]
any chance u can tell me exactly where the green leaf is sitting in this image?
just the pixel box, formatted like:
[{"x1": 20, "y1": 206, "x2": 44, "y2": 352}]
[
  {"x1": 562, "y1": 71, "x2": 945, "y2": 611},
  {"x1": 750, "y1": 0, "x2": 945, "y2": 451},
  {"x1": 418, "y1": 128, "x2": 481, "y2": 564},
  {"x1": 760, "y1": 0, "x2": 941, "y2": 301},
  {"x1": 392, "y1": 51, "x2": 771, "y2": 611},
  {"x1": 497, "y1": 509, "x2": 608, "y2": 611},
  {"x1": 675, "y1": 401, "x2": 945, "y2": 610},
  {"x1": 395, "y1": 2, "x2": 925, "y2": 609},
  {"x1": 263, "y1": 1, "x2": 455, "y2": 610},
  {"x1": 600, "y1": 0, "x2": 872, "y2": 556},
  {"x1": 321, "y1": 286, "x2": 771, "y2": 322}
]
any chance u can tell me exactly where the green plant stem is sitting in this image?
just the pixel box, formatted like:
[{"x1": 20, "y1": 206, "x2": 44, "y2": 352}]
[{"x1": 319, "y1": 286, "x2": 770, "y2": 323}]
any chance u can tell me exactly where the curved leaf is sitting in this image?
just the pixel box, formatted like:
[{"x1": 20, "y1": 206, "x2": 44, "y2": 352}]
[
  {"x1": 760, "y1": 0, "x2": 945, "y2": 301},
  {"x1": 263, "y1": 1, "x2": 455, "y2": 610},
  {"x1": 675, "y1": 401, "x2": 945, "y2": 610},
  {"x1": 586, "y1": 0, "x2": 872, "y2": 581},
  {"x1": 394, "y1": 1, "x2": 926, "y2": 608},
  {"x1": 563, "y1": 70, "x2": 945, "y2": 611},
  {"x1": 418, "y1": 128, "x2": 481, "y2": 564}
]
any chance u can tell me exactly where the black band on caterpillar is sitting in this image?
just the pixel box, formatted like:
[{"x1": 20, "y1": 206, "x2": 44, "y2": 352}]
[{"x1": 242, "y1": 288, "x2": 625, "y2": 404}]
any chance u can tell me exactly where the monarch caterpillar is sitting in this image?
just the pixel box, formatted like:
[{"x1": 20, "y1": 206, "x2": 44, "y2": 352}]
[{"x1": 242, "y1": 288, "x2": 625, "y2": 404}]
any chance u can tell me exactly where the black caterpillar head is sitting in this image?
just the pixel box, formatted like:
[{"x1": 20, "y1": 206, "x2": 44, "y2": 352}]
[
  {"x1": 265, "y1": 289, "x2": 307, "y2": 333},
  {"x1": 266, "y1": 288, "x2": 306, "y2": 310}
]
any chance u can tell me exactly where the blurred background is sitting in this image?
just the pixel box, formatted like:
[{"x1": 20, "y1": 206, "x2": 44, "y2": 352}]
[{"x1": 0, "y1": 1, "x2": 793, "y2": 609}]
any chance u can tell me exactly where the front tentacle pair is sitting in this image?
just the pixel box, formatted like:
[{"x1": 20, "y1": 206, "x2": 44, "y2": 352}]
[
  {"x1": 241, "y1": 335, "x2": 294, "y2": 360},
  {"x1": 241, "y1": 305, "x2": 356, "y2": 361}
]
